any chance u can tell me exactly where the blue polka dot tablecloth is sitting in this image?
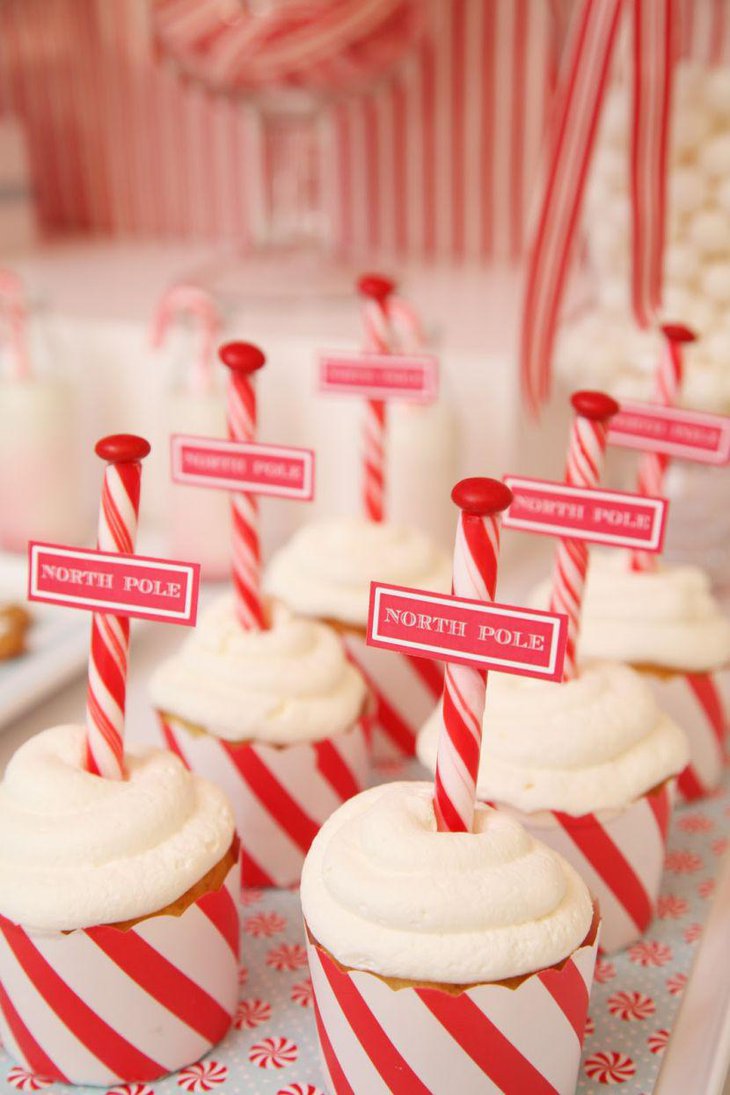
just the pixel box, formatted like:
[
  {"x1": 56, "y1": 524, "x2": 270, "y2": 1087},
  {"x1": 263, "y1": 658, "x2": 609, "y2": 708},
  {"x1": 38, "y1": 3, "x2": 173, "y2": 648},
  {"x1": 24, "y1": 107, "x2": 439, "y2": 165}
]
[{"x1": 2, "y1": 763, "x2": 729, "y2": 1095}]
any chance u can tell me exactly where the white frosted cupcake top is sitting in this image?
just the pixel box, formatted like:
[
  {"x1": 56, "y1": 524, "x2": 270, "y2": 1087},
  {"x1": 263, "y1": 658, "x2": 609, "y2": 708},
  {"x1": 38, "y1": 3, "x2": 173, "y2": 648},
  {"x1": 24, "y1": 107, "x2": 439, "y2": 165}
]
[
  {"x1": 301, "y1": 782, "x2": 593, "y2": 983},
  {"x1": 0, "y1": 724, "x2": 234, "y2": 932},
  {"x1": 418, "y1": 663, "x2": 688, "y2": 816},
  {"x1": 573, "y1": 554, "x2": 730, "y2": 672},
  {"x1": 150, "y1": 596, "x2": 367, "y2": 744},
  {"x1": 264, "y1": 517, "x2": 451, "y2": 627}
]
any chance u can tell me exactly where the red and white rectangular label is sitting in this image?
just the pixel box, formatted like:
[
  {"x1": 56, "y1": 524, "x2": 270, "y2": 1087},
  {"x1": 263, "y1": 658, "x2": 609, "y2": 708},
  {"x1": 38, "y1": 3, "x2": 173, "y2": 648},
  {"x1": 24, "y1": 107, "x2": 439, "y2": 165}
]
[
  {"x1": 608, "y1": 400, "x2": 730, "y2": 465},
  {"x1": 28, "y1": 543, "x2": 200, "y2": 625},
  {"x1": 319, "y1": 351, "x2": 439, "y2": 402},
  {"x1": 502, "y1": 476, "x2": 668, "y2": 552},
  {"x1": 367, "y1": 583, "x2": 567, "y2": 681},
  {"x1": 171, "y1": 436, "x2": 315, "y2": 500}
]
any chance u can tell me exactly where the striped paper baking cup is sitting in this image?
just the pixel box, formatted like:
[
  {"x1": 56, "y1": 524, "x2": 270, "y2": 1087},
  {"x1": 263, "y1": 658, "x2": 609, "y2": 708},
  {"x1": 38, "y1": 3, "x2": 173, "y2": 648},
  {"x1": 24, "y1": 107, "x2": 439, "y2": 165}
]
[
  {"x1": 158, "y1": 707, "x2": 372, "y2": 889},
  {"x1": 637, "y1": 668, "x2": 728, "y2": 803},
  {"x1": 305, "y1": 906, "x2": 599, "y2": 1095},
  {"x1": 502, "y1": 781, "x2": 675, "y2": 954},
  {"x1": 0, "y1": 855, "x2": 240, "y2": 1086}
]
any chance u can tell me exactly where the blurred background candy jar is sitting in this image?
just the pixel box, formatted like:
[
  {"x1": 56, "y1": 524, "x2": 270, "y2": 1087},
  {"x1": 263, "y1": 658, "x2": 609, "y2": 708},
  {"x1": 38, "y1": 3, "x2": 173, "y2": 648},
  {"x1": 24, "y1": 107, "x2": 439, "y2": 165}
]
[{"x1": 0, "y1": 268, "x2": 86, "y2": 553}]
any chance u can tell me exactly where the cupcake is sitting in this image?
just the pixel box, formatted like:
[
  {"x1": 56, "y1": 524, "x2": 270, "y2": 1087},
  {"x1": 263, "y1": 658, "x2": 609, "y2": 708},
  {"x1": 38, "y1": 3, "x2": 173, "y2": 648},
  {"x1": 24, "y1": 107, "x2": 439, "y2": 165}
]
[
  {"x1": 301, "y1": 782, "x2": 599, "y2": 1095},
  {"x1": 567, "y1": 553, "x2": 730, "y2": 800},
  {"x1": 418, "y1": 662, "x2": 689, "y2": 952},
  {"x1": 150, "y1": 596, "x2": 371, "y2": 888},
  {"x1": 265, "y1": 517, "x2": 451, "y2": 761},
  {"x1": 0, "y1": 723, "x2": 240, "y2": 1086}
]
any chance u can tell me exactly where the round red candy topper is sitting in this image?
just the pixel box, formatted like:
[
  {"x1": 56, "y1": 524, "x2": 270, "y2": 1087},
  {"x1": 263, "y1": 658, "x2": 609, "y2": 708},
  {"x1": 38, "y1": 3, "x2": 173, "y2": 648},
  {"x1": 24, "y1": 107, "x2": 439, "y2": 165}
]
[
  {"x1": 94, "y1": 434, "x2": 151, "y2": 464},
  {"x1": 570, "y1": 390, "x2": 620, "y2": 422},
  {"x1": 451, "y1": 477, "x2": 513, "y2": 516},
  {"x1": 219, "y1": 341, "x2": 266, "y2": 374}
]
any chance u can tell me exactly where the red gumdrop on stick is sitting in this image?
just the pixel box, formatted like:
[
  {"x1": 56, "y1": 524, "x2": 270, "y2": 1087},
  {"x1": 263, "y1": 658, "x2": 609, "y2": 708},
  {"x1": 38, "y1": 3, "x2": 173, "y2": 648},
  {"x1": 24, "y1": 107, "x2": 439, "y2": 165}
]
[
  {"x1": 661, "y1": 323, "x2": 697, "y2": 344},
  {"x1": 94, "y1": 434, "x2": 151, "y2": 463},
  {"x1": 570, "y1": 390, "x2": 620, "y2": 422},
  {"x1": 357, "y1": 273, "x2": 396, "y2": 302},
  {"x1": 451, "y1": 477, "x2": 513, "y2": 516},
  {"x1": 219, "y1": 341, "x2": 266, "y2": 374}
]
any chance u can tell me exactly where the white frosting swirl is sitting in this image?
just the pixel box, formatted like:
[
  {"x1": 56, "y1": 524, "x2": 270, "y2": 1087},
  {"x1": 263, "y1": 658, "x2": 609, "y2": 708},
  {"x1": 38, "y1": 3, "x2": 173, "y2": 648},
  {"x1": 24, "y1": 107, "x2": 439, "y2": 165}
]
[
  {"x1": 301, "y1": 782, "x2": 593, "y2": 983},
  {"x1": 568, "y1": 554, "x2": 730, "y2": 671},
  {"x1": 418, "y1": 663, "x2": 688, "y2": 815},
  {"x1": 0, "y1": 724, "x2": 234, "y2": 932},
  {"x1": 265, "y1": 518, "x2": 451, "y2": 627},
  {"x1": 149, "y1": 597, "x2": 367, "y2": 743}
]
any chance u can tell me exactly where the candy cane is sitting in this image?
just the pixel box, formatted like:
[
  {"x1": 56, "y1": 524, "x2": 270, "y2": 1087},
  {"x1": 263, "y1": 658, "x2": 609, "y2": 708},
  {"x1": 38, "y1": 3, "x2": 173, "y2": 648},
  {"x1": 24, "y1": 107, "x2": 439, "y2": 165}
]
[
  {"x1": 357, "y1": 273, "x2": 397, "y2": 524},
  {"x1": 434, "y1": 477, "x2": 513, "y2": 834},
  {"x1": 219, "y1": 341, "x2": 266, "y2": 631},
  {"x1": 151, "y1": 284, "x2": 221, "y2": 396},
  {"x1": 0, "y1": 268, "x2": 31, "y2": 382},
  {"x1": 85, "y1": 435, "x2": 150, "y2": 779},
  {"x1": 549, "y1": 391, "x2": 619, "y2": 681},
  {"x1": 630, "y1": 323, "x2": 696, "y2": 572}
]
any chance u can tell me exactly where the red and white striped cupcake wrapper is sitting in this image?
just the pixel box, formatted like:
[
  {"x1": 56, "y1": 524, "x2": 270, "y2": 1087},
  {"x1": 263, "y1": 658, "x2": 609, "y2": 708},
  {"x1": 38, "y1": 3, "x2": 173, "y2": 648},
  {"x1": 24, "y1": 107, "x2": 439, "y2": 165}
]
[
  {"x1": 305, "y1": 909, "x2": 599, "y2": 1095},
  {"x1": 504, "y1": 782, "x2": 675, "y2": 954},
  {"x1": 637, "y1": 669, "x2": 728, "y2": 804},
  {"x1": 341, "y1": 631, "x2": 442, "y2": 762},
  {"x1": 0, "y1": 857, "x2": 240, "y2": 1086},
  {"x1": 158, "y1": 710, "x2": 372, "y2": 890}
]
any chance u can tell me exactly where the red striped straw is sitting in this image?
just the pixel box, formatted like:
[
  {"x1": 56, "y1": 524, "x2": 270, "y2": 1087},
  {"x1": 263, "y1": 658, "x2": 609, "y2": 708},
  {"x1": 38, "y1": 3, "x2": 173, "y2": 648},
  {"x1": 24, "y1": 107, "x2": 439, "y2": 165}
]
[
  {"x1": 85, "y1": 434, "x2": 150, "y2": 779},
  {"x1": 630, "y1": 323, "x2": 696, "y2": 572},
  {"x1": 219, "y1": 341, "x2": 266, "y2": 631},
  {"x1": 357, "y1": 273, "x2": 396, "y2": 523},
  {"x1": 150, "y1": 284, "x2": 221, "y2": 396},
  {"x1": 0, "y1": 268, "x2": 31, "y2": 382},
  {"x1": 434, "y1": 477, "x2": 513, "y2": 834},
  {"x1": 549, "y1": 391, "x2": 620, "y2": 681}
]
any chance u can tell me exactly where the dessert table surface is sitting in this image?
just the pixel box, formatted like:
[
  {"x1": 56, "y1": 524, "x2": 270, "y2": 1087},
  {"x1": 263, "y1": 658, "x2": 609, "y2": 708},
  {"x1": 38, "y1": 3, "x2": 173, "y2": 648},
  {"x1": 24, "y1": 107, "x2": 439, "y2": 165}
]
[{"x1": 0, "y1": 608, "x2": 729, "y2": 1095}]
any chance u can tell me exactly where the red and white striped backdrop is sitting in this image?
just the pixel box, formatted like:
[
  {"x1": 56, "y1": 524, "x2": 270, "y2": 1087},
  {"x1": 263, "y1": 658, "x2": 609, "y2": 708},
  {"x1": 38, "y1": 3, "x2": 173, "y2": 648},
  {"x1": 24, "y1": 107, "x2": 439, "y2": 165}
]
[{"x1": 0, "y1": 0, "x2": 560, "y2": 262}]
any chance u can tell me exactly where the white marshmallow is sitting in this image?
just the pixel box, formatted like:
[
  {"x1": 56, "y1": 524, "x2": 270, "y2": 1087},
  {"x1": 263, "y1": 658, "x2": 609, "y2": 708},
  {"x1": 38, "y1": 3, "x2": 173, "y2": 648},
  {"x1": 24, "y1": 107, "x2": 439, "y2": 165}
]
[
  {"x1": 669, "y1": 165, "x2": 706, "y2": 213},
  {"x1": 687, "y1": 209, "x2": 730, "y2": 256},
  {"x1": 699, "y1": 133, "x2": 730, "y2": 178},
  {"x1": 701, "y1": 261, "x2": 730, "y2": 302},
  {"x1": 705, "y1": 69, "x2": 730, "y2": 118},
  {"x1": 713, "y1": 176, "x2": 730, "y2": 215},
  {"x1": 664, "y1": 242, "x2": 700, "y2": 286},
  {"x1": 683, "y1": 297, "x2": 717, "y2": 335},
  {"x1": 672, "y1": 104, "x2": 713, "y2": 157}
]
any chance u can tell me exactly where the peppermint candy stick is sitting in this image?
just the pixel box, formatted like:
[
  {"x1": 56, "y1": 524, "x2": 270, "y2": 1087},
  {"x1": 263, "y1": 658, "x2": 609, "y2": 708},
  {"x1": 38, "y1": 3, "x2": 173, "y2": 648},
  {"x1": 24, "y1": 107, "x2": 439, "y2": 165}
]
[
  {"x1": 220, "y1": 341, "x2": 266, "y2": 630},
  {"x1": 150, "y1": 284, "x2": 221, "y2": 396},
  {"x1": 550, "y1": 391, "x2": 619, "y2": 680},
  {"x1": 630, "y1": 323, "x2": 696, "y2": 572},
  {"x1": 85, "y1": 434, "x2": 150, "y2": 779},
  {"x1": 434, "y1": 477, "x2": 513, "y2": 833},
  {"x1": 357, "y1": 273, "x2": 396, "y2": 523}
]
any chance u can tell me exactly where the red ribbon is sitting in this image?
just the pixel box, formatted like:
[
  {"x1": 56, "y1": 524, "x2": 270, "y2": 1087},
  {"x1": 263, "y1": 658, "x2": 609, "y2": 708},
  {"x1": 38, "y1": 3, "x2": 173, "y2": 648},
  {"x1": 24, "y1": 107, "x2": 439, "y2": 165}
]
[{"x1": 520, "y1": 0, "x2": 676, "y2": 416}]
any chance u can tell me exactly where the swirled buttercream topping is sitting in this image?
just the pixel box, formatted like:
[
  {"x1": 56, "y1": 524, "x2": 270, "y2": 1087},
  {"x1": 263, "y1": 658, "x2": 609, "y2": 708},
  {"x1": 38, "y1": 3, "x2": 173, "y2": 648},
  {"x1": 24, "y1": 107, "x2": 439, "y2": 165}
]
[
  {"x1": 301, "y1": 781, "x2": 593, "y2": 983},
  {"x1": 149, "y1": 597, "x2": 367, "y2": 743},
  {"x1": 265, "y1": 517, "x2": 451, "y2": 627},
  {"x1": 571, "y1": 554, "x2": 730, "y2": 671},
  {"x1": 418, "y1": 662, "x2": 688, "y2": 815},
  {"x1": 0, "y1": 724, "x2": 234, "y2": 931}
]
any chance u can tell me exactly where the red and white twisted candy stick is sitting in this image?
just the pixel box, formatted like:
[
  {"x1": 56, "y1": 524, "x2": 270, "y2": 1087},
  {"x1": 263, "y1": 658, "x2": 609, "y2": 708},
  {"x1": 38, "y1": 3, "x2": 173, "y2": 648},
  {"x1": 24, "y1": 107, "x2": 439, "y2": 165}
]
[
  {"x1": 630, "y1": 323, "x2": 696, "y2": 572},
  {"x1": 434, "y1": 478, "x2": 513, "y2": 834},
  {"x1": 550, "y1": 391, "x2": 619, "y2": 681},
  {"x1": 0, "y1": 268, "x2": 31, "y2": 382},
  {"x1": 150, "y1": 284, "x2": 221, "y2": 396},
  {"x1": 219, "y1": 341, "x2": 266, "y2": 631},
  {"x1": 85, "y1": 435, "x2": 150, "y2": 779},
  {"x1": 357, "y1": 273, "x2": 397, "y2": 524}
]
